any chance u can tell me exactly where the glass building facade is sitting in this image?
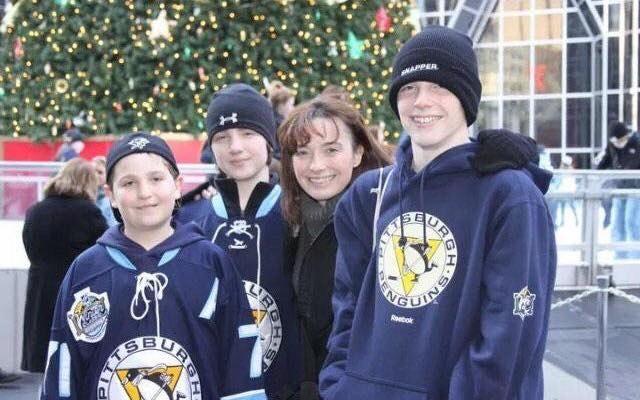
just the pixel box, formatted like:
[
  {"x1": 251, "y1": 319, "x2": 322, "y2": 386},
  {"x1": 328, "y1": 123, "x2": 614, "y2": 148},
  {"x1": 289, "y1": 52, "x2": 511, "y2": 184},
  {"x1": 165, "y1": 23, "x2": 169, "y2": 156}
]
[{"x1": 417, "y1": 0, "x2": 639, "y2": 169}]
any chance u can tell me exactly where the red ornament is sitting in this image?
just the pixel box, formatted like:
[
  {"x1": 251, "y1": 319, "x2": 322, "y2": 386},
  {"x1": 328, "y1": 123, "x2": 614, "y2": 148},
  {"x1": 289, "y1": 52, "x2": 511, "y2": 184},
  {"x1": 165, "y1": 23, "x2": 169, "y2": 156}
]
[
  {"x1": 375, "y1": 6, "x2": 392, "y2": 33},
  {"x1": 113, "y1": 102, "x2": 123, "y2": 113},
  {"x1": 13, "y1": 39, "x2": 24, "y2": 59},
  {"x1": 198, "y1": 67, "x2": 207, "y2": 82}
]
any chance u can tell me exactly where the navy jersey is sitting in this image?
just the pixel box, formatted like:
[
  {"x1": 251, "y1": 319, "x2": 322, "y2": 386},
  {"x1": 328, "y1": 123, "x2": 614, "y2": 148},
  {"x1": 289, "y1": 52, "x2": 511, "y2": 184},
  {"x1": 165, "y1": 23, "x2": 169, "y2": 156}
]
[
  {"x1": 178, "y1": 179, "x2": 302, "y2": 399},
  {"x1": 41, "y1": 223, "x2": 266, "y2": 400}
]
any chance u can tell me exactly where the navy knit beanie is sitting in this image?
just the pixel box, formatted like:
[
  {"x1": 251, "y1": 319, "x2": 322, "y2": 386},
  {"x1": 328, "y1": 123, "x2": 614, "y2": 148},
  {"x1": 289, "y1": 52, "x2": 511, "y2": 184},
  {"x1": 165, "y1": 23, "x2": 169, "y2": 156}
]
[
  {"x1": 205, "y1": 83, "x2": 276, "y2": 149},
  {"x1": 388, "y1": 25, "x2": 482, "y2": 126},
  {"x1": 106, "y1": 132, "x2": 178, "y2": 182},
  {"x1": 105, "y1": 132, "x2": 179, "y2": 223}
]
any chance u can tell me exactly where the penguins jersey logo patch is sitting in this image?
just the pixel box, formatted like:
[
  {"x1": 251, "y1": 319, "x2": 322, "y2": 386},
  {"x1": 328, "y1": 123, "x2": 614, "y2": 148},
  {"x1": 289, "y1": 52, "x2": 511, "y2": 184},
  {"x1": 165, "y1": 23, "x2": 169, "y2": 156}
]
[
  {"x1": 513, "y1": 286, "x2": 536, "y2": 320},
  {"x1": 67, "y1": 287, "x2": 110, "y2": 343},
  {"x1": 378, "y1": 212, "x2": 457, "y2": 309},
  {"x1": 98, "y1": 336, "x2": 201, "y2": 400},
  {"x1": 244, "y1": 280, "x2": 282, "y2": 371}
]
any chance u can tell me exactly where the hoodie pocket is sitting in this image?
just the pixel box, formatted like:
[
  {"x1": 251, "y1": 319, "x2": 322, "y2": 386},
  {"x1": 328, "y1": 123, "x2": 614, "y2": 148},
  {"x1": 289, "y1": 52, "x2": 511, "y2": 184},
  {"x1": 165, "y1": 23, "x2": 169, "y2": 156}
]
[{"x1": 329, "y1": 370, "x2": 431, "y2": 400}]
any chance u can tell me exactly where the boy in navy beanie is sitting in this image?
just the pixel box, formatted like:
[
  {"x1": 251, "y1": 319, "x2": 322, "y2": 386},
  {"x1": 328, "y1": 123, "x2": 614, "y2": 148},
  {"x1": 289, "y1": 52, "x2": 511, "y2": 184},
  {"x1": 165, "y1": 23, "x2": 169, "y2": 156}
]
[
  {"x1": 41, "y1": 130, "x2": 267, "y2": 399},
  {"x1": 320, "y1": 26, "x2": 556, "y2": 400},
  {"x1": 177, "y1": 83, "x2": 302, "y2": 398}
]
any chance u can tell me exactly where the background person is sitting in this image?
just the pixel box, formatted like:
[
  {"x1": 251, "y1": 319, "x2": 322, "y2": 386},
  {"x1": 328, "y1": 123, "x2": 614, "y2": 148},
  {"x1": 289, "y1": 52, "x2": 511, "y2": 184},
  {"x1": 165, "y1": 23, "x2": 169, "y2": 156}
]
[
  {"x1": 21, "y1": 158, "x2": 107, "y2": 373},
  {"x1": 597, "y1": 121, "x2": 640, "y2": 259},
  {"x1": 91, "y1": 156, "x2": 117, "y2": 226},
  {"x1": 53, "y1": 128, "x2": 85, "y2": 162}
]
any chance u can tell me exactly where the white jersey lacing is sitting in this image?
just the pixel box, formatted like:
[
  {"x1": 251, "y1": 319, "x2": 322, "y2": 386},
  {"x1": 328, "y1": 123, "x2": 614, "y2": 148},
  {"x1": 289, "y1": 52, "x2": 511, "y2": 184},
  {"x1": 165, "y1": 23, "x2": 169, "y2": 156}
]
[
  {"x1": 212, "y1": 219, "x2": 265, "y2": 366},
  {"x1": 130, "y1": 272, "x2": 169, "y2": 337}
]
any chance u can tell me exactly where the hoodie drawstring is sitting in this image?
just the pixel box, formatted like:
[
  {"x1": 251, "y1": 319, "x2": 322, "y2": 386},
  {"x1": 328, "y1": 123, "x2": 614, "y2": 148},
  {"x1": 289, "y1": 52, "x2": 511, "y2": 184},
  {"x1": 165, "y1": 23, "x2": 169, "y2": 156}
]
[
  {"x1": 419, "y1": 171, "x2": 428, "y2": 248},
  {"x1": 399, "y1": 167, "x2": 407, "y2": 248},
  {"x1": 130, "y1": 272, "x2": 168, "y2": 337}
]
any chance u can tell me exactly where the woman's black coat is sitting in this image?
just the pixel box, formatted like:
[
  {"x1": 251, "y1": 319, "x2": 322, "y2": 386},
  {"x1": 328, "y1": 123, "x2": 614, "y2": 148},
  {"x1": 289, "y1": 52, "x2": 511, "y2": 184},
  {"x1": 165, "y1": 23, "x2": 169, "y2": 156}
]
[
  {"x1": 285, "y1": 220, "x2": 338, "y2": 385},
  {"x1": 21, "y1": 195, "x2": 107, "y2": 372}
]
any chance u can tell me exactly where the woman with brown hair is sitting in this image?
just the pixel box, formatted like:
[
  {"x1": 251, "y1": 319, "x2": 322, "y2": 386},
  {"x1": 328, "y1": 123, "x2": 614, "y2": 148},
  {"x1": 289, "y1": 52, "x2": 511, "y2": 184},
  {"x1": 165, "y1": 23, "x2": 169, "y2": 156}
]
[
  {"x1": 279, "y1": 97, "x2": 391, "y2": 399},
  {"x1": 21, "y1": 158, "x2": 107, "y2": 373}
]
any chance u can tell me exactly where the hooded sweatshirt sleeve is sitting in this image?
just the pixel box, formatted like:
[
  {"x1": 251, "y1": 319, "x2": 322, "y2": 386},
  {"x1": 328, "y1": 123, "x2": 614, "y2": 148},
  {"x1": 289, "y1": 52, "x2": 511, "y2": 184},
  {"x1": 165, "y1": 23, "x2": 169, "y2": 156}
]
[
  {"x1": 214, "y1": 249, "x2": 267, "y2": 400},
  {"x1": 319, "y1": 172, "x2": 378, "y2": 398},
  {"x1": 448, "y1": 198, "x2": 556, "y2": 400},
  {"x1": 40, "y1": 262, "x2": 83, "y2": 400}
]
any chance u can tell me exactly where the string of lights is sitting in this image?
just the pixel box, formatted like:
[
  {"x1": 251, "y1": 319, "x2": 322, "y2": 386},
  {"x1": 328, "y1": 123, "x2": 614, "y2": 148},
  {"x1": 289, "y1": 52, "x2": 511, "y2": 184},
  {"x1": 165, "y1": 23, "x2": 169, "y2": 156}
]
[{"x1": 0, "y1": 0, "x2": 414, "y2": 140}]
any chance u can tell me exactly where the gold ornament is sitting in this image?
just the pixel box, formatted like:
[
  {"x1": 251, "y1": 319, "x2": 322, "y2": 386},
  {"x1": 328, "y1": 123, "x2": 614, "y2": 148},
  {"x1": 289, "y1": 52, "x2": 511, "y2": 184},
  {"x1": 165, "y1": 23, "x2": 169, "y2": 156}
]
[{"x1": 55, "y1": 79, "x2": 69, "y2": 93}]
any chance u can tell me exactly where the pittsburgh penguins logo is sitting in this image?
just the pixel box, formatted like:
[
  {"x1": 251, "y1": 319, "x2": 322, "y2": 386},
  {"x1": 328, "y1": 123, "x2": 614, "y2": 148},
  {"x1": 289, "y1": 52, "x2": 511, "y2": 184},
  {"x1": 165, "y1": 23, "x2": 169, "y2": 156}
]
[
  {"x1": 378, "y1": 212, "x2": 457, "y2": 309},
  {"x1": 244, "y1": 281, "x2": 282, "y2": 371},
  {"x1": 97, "y1": 336, "x2": 201, "y2": 400}
]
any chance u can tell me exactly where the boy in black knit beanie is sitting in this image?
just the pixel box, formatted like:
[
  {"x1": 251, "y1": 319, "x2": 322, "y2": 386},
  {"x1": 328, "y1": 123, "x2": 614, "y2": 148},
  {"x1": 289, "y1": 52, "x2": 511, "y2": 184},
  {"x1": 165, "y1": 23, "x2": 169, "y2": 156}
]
[
  {"x1": 177, "y1": 83, "x2": 302, "y2": 399},
  {"x1": 320, "y1": 26, "x2": 556, "y2": 400}
]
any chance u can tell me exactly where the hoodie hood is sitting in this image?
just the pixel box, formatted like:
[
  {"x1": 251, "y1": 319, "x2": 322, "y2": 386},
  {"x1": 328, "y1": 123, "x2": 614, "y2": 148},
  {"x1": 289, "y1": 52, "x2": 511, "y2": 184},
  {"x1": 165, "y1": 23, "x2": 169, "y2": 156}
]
[
  {"x1": 395, "y1": 134, "x2": 552, "y2": 194},
  {"x1": 97, "y1": 221, "x2": 205, "y2": 272},
  {"x1": 394, "y1": 133, "x2": 477, "y2": 179}
]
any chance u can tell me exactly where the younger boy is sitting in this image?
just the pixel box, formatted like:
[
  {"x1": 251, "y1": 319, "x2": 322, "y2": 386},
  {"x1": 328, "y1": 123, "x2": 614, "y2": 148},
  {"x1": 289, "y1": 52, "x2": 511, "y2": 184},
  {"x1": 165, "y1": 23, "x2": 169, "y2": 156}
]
[
  {"x1": 41, "y1": 132, "x2": 265, "y2": 400},
  {"x1": 178, "y1": 84, "x2": 301, "y2": 399},
  {"x1": 320, "y1": 26, "x2": 556, "y2": 399}
]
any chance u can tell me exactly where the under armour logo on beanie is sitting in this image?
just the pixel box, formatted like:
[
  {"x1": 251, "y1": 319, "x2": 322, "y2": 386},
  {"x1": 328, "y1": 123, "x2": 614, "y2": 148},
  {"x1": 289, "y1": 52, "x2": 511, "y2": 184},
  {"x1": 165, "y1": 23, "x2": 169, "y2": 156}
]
[
  {"x1": 205, "y1": 83, "x2": 277, "y2": 149},
  {"x1": 388, "y1": 25, "x2": 483, "y2": 126},
  {"x1": 219, "y1": 113, "x2": 238, "y2": 126}
]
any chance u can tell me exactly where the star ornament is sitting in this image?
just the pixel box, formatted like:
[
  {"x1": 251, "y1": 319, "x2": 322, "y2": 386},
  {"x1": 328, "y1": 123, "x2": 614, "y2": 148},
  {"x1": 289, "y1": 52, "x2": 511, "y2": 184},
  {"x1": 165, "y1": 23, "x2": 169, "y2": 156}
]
[
  {"x1": 148, "y1": 10, "x2": 176, "y2": 41},
  {"x1": 513, "y1": 286, "x2": 536, "y2": 320}
]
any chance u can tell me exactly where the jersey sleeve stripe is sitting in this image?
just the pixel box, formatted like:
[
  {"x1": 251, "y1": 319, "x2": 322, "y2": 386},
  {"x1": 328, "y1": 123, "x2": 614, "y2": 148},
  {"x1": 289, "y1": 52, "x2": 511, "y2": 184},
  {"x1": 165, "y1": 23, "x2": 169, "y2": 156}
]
[
  {"x1": 220, "y1": 388, "x2": 267, "y2": 400},
  {"x1": 198, "y1": 277, "x2": 220, "y2": 319}
]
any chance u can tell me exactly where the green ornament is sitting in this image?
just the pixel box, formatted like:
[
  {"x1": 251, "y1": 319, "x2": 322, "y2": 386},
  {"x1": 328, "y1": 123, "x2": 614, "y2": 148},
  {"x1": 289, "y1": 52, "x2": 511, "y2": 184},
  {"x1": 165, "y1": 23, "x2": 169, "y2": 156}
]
[
  {"x1": 347, "y1": 31, "x2": 364, "y2": 60},
  {"x1": 0, "y1": 88, "x2": 5, "y2": 97},
  {"x1": 183, "y1": 46, "x2": 192, "y2": 59},
  {"x1": 197, "y1": 120, "x2": 204, "y2": 130},
  {"x1": 315, "y1": 11, "x2": 321, "y2": 21},
  {"x1": 54, "y1": 0, "x2": 70, "y2": 8}
]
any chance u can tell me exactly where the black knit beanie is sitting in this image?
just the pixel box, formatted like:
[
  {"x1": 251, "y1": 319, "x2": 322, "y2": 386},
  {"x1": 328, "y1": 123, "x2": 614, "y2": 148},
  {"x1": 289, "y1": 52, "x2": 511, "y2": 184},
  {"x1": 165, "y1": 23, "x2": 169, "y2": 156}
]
[
  {"x1": 388, "y1": 25, "x2": 482, "y2": 126},
  {"x1": 205, "y1": 83, "x2": 276, "y2": 149},
  {"x1": 609, "y1": 121, "x2": 630, "y2": 139}
]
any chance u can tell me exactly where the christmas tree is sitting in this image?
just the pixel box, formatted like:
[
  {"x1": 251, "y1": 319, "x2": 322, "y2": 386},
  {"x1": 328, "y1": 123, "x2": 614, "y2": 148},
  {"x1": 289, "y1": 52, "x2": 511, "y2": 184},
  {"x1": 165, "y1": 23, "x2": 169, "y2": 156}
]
[{"x1": 0, "y1": 0, "x2": 414, "y2": 140}]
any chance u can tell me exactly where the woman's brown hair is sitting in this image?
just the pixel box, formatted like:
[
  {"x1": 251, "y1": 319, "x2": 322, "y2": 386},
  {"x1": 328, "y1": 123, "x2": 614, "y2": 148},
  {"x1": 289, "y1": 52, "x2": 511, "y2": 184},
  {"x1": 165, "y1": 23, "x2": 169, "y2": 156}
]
[
  {"x1": 278, "y1": 97, "x2": 392, "y2": 225},
  {"x1": 45, "y1": 158, "x2": 99, "y2": 201}
]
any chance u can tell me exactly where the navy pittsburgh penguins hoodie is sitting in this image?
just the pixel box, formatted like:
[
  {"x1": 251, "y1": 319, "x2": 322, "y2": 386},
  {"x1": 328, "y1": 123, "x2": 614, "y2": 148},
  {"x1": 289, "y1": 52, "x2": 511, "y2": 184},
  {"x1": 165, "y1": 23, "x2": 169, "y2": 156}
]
[{"x1": 319, "y1": 137, "x2": 556, "y2": 400}]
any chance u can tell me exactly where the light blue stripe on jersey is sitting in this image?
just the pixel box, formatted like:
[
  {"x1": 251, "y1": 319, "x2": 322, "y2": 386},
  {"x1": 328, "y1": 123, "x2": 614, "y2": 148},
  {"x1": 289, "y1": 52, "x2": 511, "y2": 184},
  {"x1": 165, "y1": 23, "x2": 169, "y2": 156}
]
[
  {"x1": 42, "y1": 341, "x2": 59, "y2": 396},
  {"x1": 211, "y1": 194, "x2": 228, "y2": 219},
  {"x1": 199, "y1": 277, "x2": 220, "y2": 319},
  {"x1": 158, "y1": 248, "x2": 181, "y2": 266},
  {"x1": 220, "y1": 389, "x2": 267, "y2": 400},
  {"x1": 59, "y1": 343, "x2": 70, "y2": 397},
  {"x1": 255, "y1": 184, "x2": 281, "y2": 218},
  {"x1": 105, "y1": 246, "x2": 136, "y2": 270}
]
